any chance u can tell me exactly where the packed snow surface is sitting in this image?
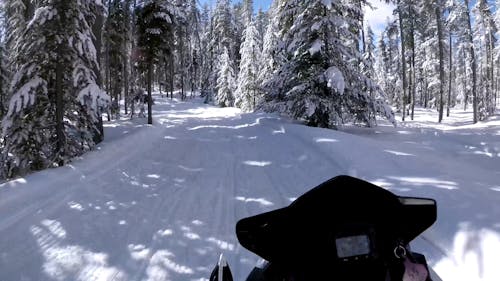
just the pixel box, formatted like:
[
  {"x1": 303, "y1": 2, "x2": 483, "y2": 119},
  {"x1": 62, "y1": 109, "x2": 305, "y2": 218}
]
[{"x1": 0, "y1": 95, "x2": 499, "y2": 281}]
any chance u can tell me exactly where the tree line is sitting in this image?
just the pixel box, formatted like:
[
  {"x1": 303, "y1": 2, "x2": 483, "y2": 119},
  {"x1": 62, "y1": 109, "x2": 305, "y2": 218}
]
[
  {"x1": 374, "y1": 0, "x2": 499, "y2": 123},
  {"x1": 0, "y1": 0, "x2": 498, "y2": 179}
]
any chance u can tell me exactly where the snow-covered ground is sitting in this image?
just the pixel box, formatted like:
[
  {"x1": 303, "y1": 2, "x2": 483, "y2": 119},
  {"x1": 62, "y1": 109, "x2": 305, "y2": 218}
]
[{"x1": 0, "y1": 95, "x2": 499, "y2": 281}]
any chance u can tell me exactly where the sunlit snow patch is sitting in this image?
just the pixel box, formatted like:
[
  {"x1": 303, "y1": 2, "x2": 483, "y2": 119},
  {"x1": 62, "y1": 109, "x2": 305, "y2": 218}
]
[
  {"x1": 206, "y1": 237, "x2": 234, "y2": 251},
  {"x1": 68, "y1": 201, "x2": 84, "y2": 211},
  {"x1": 192, "y1": 220, "x2": 204, "y2": 226},
  {"x1": 144, "y1": 250, "x2": 194, "y2": 280},
  {"x1": 433, "y1": 225, "x2": 500, "y2": 281},
  {"x1": 128, "y1": 244, "x2": 151, "y2": 261},
  {"x1": 31, "y1": 220, "x2": 126, "y2": 280},
  {"x1": 243, "y1": 161, "x2": 272, "y2": 167},
  {"x1": 388, "y1": 176, "x2": 459, "y2": 190},
  {"x1": 157, "y1": 229, "x2": 174, "y2": 237},
  {"x1": 315, "y1": 138, "x2": 339, "y2": 143},
  {"x1": 235, "y1": 196, "x2": 274, "y2": 206},
  {"x1": 384, "y1": 150, "x2": 415, "y2": 156}
]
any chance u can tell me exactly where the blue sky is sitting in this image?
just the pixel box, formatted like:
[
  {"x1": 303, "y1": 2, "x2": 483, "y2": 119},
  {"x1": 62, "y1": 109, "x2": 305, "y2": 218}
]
[
  {"x1": 199, "y1": 0, "x2": 273, "y2": 11},
  {"x1": 364, "y1": 0, "x2": 395, "y2": 37}
]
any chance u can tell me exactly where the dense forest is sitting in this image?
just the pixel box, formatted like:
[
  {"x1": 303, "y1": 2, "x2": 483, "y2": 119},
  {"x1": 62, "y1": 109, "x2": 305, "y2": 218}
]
[{"x1": 0, "y1": 0, "x2": 498, "y2": 179}]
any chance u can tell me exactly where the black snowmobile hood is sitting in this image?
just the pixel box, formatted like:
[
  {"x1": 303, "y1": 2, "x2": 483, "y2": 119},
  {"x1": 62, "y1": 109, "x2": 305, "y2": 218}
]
[{"x1": 236, "y1": 175, "x2": 437, "y2": 264}]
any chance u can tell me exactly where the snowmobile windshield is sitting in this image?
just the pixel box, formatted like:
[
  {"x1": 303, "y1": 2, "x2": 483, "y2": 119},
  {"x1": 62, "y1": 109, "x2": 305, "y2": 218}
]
[{"x1": 236, "y1": 175, "x2": 436, "y2": 276}]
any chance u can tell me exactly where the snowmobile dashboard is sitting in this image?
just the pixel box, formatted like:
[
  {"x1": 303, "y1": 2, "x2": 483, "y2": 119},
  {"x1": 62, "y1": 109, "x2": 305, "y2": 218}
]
[{"x1": 236, "y1": 175, "x2": 437, "y2": 276}]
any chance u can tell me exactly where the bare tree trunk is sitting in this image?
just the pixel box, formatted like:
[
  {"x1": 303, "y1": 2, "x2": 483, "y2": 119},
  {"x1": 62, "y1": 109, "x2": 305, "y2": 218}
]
[
  {"x1": 147, "y1": 61, "x2": 153, "y2": 125},
  {"x1": 55, "y1": 56, "x2": 65, "y2": 166},
  {"x1": 424, "y1": 76, "x2": 429, "y2": 108},
  {"x1": 164, "y1": 58, "x2": 169, "y2": 98},
  {"x1": 447, "y1": 33, "x2": 452, "y2": 117},
  {"x1": 488, "y1": 30, "x2": 495, "y2": 115},
  {"x1": 180, "y1": 29, "x2": 185, "y2": 100},
  {"x1": 170, "y1": 55, "x2": 174, "y2": 99},
  {"x1": 436, "y1": 3, "x2": 445, "y2": 123},
  {"x1": 410, "y1": 13, "x2": 416, "y2": 120},
  {"x1": 464, "y1": 0, "x2": 478, "y2": 123},
  {"x1": 397, "y1": 4, "x2": 408, "y2": 121},
  {"x1": 92, "y1": 6, "x2": 104, "y2": 143},
  {"x1": 124, "y1": 48, "x2": 129, "y2": 115},
  {"x1": 462, "y1": 48, "x2": 468, "y2": 111},
  {"x1": 0, "y1": 47, "x2": 4, "y2": 118}
]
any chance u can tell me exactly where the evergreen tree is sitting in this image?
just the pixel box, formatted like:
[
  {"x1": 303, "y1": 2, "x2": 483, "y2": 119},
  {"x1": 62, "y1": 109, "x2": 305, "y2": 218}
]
[
  {"x1": 362, "y1": 25, "x2": 376, "y2": 82},
  {"x1": 212, "y1": 0, "x2": 233, "y2": 57},
  {"x1": 136, "y1": 0, "x2": 176, "y2": 124},
  {"x1": 1, "y1": 0, "x2": 109, "y2": 178},
  {"x1": 200, "y1": 4, "x2": 215, "y2": 98},
  {"x1": 235, "y1": 20, "x2": 262, "y2": 112},
  {"x1": 186, "y1": 0, "x2": 201, "y2": 94},
  {"x1": 265, "y1": 0, "x2": 394, "y2": 128},
  {"x1": 4, "y1": 0, "x2": 27, "y2": 71},
  {"x1": 258, "y1": 1, "x2": 278, "y2": 90},
  {"x1": 105, "y1": 0, "x2": 128, "y2": 118},
  {"x1": 473, "y1": 0, "x2": 497, "y2": 119},
  {"x1": 242, "y1": 0, "x2": 254, "y2": 26},
  {"x1": 216, "y1": 48, "x2": 236, "y2": 107},
  {"x1": 0, "y1": 7, "x2": 9, "y2": 120},
  {"x1": 255, "y1": 7, "x2": 268, "y2": 44}
]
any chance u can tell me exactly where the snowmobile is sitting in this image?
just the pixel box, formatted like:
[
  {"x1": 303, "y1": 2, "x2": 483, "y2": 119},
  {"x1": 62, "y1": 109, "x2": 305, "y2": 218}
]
[{"x1": 210, "y1": 175, "x2": 442, "y2": 281}]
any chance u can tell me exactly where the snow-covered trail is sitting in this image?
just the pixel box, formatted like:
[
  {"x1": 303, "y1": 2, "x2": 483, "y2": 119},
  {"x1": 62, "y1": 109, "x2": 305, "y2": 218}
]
[{"x1": 0, "y1": 96, "x2": 499, "y2": 281}]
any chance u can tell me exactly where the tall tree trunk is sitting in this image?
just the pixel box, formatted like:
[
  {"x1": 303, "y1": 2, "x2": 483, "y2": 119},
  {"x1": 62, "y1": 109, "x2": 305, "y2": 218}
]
[
  {"x1": 488, "y1": 30, "x2": 494, "y2": 115},
  {"x1": 397, "y1": 4, "x2": 408, "y2": 121},
  {"x1": 447, "y1": 33, "x2": 452, "y2": 117},
  {"x1": 410, "y1": 12, "x2": 416, "y2": 120},
  {"x1": 462, "y1": 48, "x2": 468, "y2": 111},
  {"x1": 436, "y1": 3, "x2": 445, "y2": 123},
  {"x1": 55, "y1": 56, "x2": 65, "y2": 166},
  {"x1": 147, "y1": 61, "x2": 153, "y2": 124},
  {"x1": 92, "y1": 6, "x2": 104, "y2": 143},
  {"x1": 124, "y1": 50, "x2": 129, "y2": 115},
  {"x1": 180, "y1": 29, "x2": 185, "y2": 100},
  {"x1": 464, "y1": 0, "x2": 478, "y2": 123},
  {"x1": 0, "y1": 47, "x2": 3, "y2": 118},
  {"x1": 424, "y1": 76, "x2": 429, "y2": 108},
  {"x1": 358, "y1": 0, "x2": 366, "y2": 55},
  {"x1": 167, "y1": 57, "x2": 169, "y2": 98},
  {"x1": 170, "y1": 55, "x2": 174, "y2": 99}
]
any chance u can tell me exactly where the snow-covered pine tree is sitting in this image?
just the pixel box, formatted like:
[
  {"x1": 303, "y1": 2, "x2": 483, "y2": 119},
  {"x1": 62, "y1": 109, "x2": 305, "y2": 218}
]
[
  {"x1": 173, "y1": 0, "x2": 189, "y2": 100},
  {"x1": 136, "y1": 0, "x2": 177, "y2": 124},
  {"x1": 212, "y1": 0, "x2": 233, "y2": 57},
  {"x1": 0, "y1": 8, "x2": 9, "y2": 120},
  {"x1": 216, "y1": 48, "x2": 236, "y2": 107},
  {"x1": 473, "y1": 0, "x2": 497, "y2": 119},
  {"x1": 362, "y1": 25, "x2": 376, "y2": 84},
  {"x1": 231, "y1": 3, "x2": 244, "y2": 72},
  {"x1": 105, "y1": 0, "x2": 128, "y2": 118},
  {"x1": 258, "y1": 1, "x2": 279, "y2": 92},
  {"x1": 1, "y1": 0, "x2": 109, "y2": 178},
  {"x1": 200, "y1": 3, "x2": 215, "y2": 99},
  {"x1": 375, "y1": 32, "x2": 390, "y2": 104},
  {"x1": 242, "y1": 0, "x2": 254, "y2": 26},
  {"x1": 235, "y1": 20, "x2": 262, "y2": 112},
  {"x1": 255, "y1": 7, "x2": 268, "y2": 45},
  {"x1": 264, "y1": 0, "x2": 394, "y2": 128},
  {"x1": 186, "y1": 0, "x2": 201, "y2": 94},
  {"x1": 4, "y1": 0, "x2": 27, "y2": 71}
]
